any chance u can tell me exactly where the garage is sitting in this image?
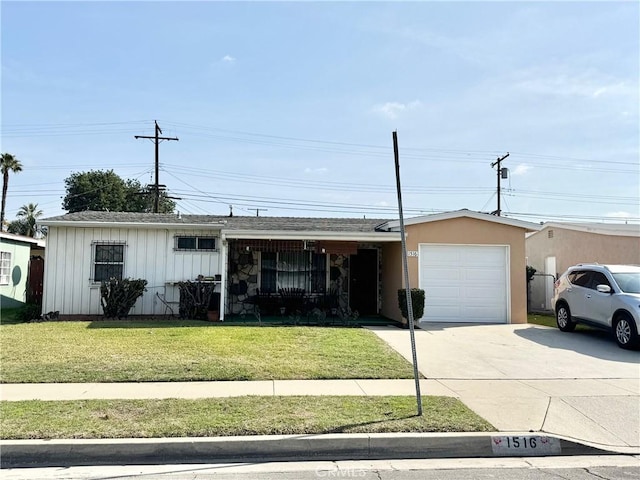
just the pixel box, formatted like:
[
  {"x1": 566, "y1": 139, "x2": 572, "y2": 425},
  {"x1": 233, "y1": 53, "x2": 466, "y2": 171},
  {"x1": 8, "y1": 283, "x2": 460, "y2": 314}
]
[{"x1": 418, "y1": 244, "x2": 509, "y2": 323}]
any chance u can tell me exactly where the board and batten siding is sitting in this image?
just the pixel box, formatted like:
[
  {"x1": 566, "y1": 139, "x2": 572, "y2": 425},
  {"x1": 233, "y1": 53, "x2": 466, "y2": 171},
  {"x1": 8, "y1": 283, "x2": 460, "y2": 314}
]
[{"x1": 42, "y1": 226, "x2": 222, "y2": 316}]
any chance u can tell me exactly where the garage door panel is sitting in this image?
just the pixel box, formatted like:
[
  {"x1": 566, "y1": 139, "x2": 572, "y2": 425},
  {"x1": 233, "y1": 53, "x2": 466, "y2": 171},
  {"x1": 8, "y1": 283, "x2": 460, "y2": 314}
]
[{"x1": 419, "y1": 244, "x2": 508, "y2": 324}]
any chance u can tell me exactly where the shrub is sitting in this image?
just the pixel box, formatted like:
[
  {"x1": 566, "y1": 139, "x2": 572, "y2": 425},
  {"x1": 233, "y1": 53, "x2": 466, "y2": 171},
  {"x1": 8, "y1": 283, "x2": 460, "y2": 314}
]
[
  {"x1": 100, "y1": 278, "x2": 148, "y2": 319},
  {"x1": 397, "y1": 288, "x2": 425, "y2": 321},
  {"x1": 15, "y1": 303, "x2": 42, "y2": 323},
  {"x1": 526, "y1": 266, "x2": 537, "y2": 284}
]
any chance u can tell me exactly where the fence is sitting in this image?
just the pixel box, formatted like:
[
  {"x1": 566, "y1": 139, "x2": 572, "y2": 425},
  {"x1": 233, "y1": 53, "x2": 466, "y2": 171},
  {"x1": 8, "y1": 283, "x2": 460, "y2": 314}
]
[{"x1": 528, "y1": 273, "x2": 556, "y2": 313}]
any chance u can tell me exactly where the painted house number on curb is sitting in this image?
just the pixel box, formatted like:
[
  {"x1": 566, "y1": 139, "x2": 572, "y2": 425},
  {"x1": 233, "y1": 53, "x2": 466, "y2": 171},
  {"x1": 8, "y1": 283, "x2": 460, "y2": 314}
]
[
  {"x1": 491, "y1": 436, "x2": 561, "y2": 456},
  {"x1": 407, "y1": 251, "x2": 419, "y2": 257}
]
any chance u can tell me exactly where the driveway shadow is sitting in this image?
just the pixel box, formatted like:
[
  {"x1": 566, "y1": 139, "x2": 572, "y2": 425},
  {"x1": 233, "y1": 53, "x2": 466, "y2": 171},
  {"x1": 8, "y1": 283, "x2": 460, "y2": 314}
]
[{"x1": 514, "y1": 326, "x2": 640, "y2": 364}]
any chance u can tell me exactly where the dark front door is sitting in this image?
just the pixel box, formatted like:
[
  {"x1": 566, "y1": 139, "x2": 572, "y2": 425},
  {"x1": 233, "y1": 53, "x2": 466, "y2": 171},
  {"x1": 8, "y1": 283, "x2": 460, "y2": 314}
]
[{"x1": 349, "y1": 249, "x2": 378, "y2": 315}]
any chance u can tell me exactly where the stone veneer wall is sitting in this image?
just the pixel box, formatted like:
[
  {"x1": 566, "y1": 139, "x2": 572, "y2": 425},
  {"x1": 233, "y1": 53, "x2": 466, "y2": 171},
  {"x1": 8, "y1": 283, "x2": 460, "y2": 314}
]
[
  {"x1": 227, "y1": 248, "x2": 260, "y2": 315},
  {"x1": 226, "y1": 244, "x2": 383, "y2": 316}
]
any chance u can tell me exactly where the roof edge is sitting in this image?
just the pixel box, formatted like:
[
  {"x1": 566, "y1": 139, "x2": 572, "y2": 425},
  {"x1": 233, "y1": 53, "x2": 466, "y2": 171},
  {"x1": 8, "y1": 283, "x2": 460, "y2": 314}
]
[{"x1": 380, "y1": 209, "x2": 541, "y2": 232}]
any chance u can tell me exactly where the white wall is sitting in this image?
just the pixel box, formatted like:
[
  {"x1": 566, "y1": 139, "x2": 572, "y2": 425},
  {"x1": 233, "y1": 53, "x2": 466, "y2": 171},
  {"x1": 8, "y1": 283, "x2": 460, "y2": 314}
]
[{"x1": 42, "y1": 226, "x2": 221, "y2": 316}]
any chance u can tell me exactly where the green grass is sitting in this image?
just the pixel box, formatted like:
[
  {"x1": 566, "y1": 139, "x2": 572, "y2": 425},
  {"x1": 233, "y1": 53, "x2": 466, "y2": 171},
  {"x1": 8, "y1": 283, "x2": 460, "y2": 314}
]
[
  {"x1": 0, "y1": 321, "x2": 416, "y2": 383},
  {"x1": 527, "y1": 313, "x2": 595, "y2": 332},
  {"x1": 0, "y1": 396, "x2": 494, "y2": 439}
]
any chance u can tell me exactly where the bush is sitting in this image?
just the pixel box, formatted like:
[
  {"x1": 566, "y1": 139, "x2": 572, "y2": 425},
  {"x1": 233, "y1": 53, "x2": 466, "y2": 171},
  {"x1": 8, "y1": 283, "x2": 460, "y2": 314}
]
[
  {"x1": 526, "y1": 266, "x2": 537, "y2": 284},
  {"x1": 15, "y1": 303, "x2": 42, "y2": 323},
  {"x1": 397, "y1": 288, "x2": 425, "y2": 321},
  {"x1": 100, "y1": 278, "x2": 148, "y2": 319}
]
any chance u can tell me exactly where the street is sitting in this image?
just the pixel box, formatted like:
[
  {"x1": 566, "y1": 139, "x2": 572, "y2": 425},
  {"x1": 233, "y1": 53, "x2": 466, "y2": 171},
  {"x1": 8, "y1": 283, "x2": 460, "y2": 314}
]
[{"x1": 2, "y1": 456, "x2": 639, "y2": 480}]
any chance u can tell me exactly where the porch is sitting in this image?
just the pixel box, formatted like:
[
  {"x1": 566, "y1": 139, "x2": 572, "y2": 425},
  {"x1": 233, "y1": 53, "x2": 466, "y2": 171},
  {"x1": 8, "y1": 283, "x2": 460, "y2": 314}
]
[{"x1": 224, "y1": 239, "x2": 384, "y2": 321}]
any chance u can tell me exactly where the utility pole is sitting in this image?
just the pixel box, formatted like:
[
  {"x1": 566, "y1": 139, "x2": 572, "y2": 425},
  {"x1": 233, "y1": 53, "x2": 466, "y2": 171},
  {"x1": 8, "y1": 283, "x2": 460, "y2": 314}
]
[
  {"x1": 249, "y1": 208, "x2": 268, "y2": 217},
  {"x1": 491, "y1": 152, "x2": 509, "y2": 216},
  {"x1": 135, "y1": 121, "x2": 179, "y2": 213}
]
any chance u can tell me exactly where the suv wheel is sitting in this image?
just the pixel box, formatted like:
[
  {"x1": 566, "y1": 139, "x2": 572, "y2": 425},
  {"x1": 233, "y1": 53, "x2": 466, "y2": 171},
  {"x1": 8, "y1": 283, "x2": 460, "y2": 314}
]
[
  {"x1": 613, "y1": 314, "x2": 639, "y2": 350},
  {"x1": 556, "y1": 303, "x2": 576, "y2": 332}
]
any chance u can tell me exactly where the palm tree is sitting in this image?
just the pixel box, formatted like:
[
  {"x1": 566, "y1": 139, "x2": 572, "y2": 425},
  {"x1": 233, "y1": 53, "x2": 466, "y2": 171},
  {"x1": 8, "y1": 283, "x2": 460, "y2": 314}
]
[
  {"x1": 16, "y1": 203, "x2": 44, "y2": 238},
  {"x1": 1, "y1": 153, "x2": 23, "y2": 229}
]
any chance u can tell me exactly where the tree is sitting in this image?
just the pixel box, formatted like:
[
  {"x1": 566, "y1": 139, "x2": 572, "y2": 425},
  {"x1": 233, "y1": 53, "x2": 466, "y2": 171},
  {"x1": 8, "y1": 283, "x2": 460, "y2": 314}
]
[
  {"x1": 9, "y1": 203, "x2": 45, "y2": 238},
  {"x1": 63, "y1": 170, "x2": 175, "y2": 213},
  {"x1": 1, "y1": 153, "x2": 23, "y2": 228}
]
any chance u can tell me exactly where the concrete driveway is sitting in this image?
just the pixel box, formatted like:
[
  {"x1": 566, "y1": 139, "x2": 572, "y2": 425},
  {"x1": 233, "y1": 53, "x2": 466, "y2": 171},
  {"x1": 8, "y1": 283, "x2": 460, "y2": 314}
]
[{"x1": 367, "y1": 323, "x2": 640, "y2": 453}]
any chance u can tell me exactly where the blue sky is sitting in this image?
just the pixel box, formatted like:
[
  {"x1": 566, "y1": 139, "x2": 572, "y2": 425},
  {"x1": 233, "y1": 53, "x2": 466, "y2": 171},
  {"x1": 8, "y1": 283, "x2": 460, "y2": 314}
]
[{"x1": 2, "y1": 1, "x2": 638, "y2": 224}]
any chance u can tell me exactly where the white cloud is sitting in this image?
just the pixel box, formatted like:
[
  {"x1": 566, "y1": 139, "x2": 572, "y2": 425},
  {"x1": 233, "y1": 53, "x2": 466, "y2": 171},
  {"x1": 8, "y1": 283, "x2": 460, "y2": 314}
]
[
  {"x1": 222, "y1": 55, "x2": 236, "y2": 63},
  {"x1": 372, "y1": 100, "x2": 422, "y2": 120},
  {"x1": 511, "y1": 164, "x2": 533, "y2": 176},
  {"x1": 514, "y1": 68, "x2": 636, "y2": 100}
]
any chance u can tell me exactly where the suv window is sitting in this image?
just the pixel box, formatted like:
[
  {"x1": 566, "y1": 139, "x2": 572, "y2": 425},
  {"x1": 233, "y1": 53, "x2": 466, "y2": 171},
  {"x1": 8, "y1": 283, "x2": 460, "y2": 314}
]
[
  {"x1": 589, "y1": 272, "x2": 611, "y2": 290},
  {"x1": 568, "y1": 270, "x2": 591, "y2": 287}
]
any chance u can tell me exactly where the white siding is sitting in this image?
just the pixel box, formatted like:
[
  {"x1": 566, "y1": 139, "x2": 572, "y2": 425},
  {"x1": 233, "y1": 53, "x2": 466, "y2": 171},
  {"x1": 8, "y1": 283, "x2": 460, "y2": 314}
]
[{"x1": 43, "y1": 226, "x2": 222, "y2": 316}]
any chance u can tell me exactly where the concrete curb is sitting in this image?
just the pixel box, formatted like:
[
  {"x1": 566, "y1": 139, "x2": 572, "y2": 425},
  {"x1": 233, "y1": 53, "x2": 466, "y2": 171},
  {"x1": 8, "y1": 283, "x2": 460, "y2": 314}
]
[{"x1": 0, "y1": 432, "x2": 611, "y2": 467}]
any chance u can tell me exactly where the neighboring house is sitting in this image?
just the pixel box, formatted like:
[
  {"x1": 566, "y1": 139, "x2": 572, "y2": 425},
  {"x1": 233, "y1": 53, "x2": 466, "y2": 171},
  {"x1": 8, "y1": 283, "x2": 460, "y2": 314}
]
[
  {"x1": 0, "y1": 232, "x2": 46, "y2": 308},
  {"x1": 40, "y1": 209, "x2": 539, "y2": 324},
  {"x1": 525, "y1": 222, "x2": 640, "y2": 312}
]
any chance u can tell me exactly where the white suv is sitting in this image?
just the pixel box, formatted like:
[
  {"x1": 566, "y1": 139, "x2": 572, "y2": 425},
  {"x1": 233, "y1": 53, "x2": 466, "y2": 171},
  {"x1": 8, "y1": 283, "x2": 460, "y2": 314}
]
[{"x1": 552, "y1": 264, "x2": 640, "y2": 349}]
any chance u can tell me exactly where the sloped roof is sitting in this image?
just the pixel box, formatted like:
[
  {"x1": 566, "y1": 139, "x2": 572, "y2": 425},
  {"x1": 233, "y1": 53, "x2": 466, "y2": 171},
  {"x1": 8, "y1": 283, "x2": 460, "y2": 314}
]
[
  {"x1": 41, "y1": 211, "x2": 392, "y2": 234},
  {"x1": 0, "y1": 231, "x2": 46, "y2": 248},
  {"x1": 378, "y1": 209, "x2": 540, "y2": 232},
  {"x1": 533, "y1": 222, "x2": 640, "y2": 238}
]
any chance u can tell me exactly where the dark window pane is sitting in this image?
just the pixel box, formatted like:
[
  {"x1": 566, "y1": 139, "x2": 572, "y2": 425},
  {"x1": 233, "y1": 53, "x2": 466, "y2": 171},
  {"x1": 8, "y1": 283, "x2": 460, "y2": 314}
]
[
  {"x1": 311, "y1": 253, "x2": 327, "y2": 293},
  {"x1": 261, "y1": 252, "x2": 277, "y2": 293},
  {"x1": 590, "y1": 272, "x2": 610, "y2": 289},
  {"x1": 177, "y1": 237, "x2": 196, "y2": 250},
  {"x1": 571, "y1": 271, "x2": 591, "y2": 287},
  {"x1": 197, "y1": 238, "x2": 216, "y2": 250},
  {"x1": 95, "y1": 264, "x2": 123, "y2": 282},
  {"x1": 95, "y1": 245, "x2": 124, "y2": 262}
]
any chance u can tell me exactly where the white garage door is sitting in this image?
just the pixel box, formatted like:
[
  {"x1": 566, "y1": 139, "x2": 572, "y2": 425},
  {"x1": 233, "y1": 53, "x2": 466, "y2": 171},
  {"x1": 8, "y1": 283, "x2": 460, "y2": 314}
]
[{"x1": 419, "y1": 244, "x2": 509, "y2": 323}]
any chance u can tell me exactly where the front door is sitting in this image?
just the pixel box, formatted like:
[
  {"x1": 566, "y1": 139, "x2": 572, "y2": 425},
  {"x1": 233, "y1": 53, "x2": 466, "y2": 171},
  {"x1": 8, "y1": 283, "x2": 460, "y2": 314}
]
[{"x1": 349, "y1": 249, "x2": 378, "y2": 315}]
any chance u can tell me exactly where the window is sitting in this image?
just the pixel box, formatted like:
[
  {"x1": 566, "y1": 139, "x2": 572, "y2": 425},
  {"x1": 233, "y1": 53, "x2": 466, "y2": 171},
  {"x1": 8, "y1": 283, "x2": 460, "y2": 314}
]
[
  {"x1": 589, "y1": 272, "x2": 611, "y2": 290},
  {"x1": 175, "y1": 236, "x2": 217, "y2": 251},
  {"x1": 259, "y1": 251, "x2": 327, "y2": 293},
  {"x1": 0, "y1": 252, "x2": 11, "y2": 285},
  {"x1": 569, "y1": 270, "x2": 590, "y2": 287},
  {"x1": 93, "y1": 243, "x2": 125, "y2": 282}
]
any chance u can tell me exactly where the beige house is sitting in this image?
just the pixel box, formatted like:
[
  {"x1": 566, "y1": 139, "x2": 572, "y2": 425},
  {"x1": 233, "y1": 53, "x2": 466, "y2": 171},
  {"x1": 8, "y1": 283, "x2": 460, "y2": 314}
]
[
  {"x1": 379, "y1": 210, "x2": 540, "y2": 325},
  {"x1": 526, "y1": 222, "x2": 640, "y2": 312}
]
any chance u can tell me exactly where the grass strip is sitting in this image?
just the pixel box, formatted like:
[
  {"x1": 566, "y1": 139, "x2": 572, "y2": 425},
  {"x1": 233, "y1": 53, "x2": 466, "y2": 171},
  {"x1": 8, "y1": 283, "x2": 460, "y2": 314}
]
[
  {"x1": 0, "y1": 396, "x2": 493, "y2": 439},
  {"x1": 527, "y1": 313, "x2": 596, "y2": 332},
  {"x1": 1, "y1": 322, "x2": 415, "y2": 383}
]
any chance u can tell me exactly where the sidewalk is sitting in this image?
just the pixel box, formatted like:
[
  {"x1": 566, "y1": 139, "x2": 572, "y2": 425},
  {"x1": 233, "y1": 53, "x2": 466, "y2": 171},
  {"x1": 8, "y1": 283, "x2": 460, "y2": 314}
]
[{"x1": 0, "y1": 379, "x2": 455, "y2": 401}]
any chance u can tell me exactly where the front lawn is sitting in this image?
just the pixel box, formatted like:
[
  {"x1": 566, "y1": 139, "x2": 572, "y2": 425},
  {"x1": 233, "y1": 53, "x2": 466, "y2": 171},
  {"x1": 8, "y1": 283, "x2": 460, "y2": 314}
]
[
  {"x1": 0, "y1": 321, "x2": 416, "y2": 383},
  {"x1": 0, "y1": 396, "x2": 493, "y2": 439}
]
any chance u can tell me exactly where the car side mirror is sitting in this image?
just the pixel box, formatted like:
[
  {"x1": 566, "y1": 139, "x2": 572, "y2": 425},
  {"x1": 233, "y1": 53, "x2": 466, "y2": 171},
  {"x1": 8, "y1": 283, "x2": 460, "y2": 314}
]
[{"x1": 596, "y1": 284, "x2": 612, "y2": 294}]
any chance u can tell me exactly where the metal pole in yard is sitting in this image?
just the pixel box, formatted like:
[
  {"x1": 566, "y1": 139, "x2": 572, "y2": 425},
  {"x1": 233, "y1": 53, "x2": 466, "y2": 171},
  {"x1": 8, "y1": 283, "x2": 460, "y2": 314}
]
[{"x1": 392, "y1": 130, "x2": 423, "y2": 416}]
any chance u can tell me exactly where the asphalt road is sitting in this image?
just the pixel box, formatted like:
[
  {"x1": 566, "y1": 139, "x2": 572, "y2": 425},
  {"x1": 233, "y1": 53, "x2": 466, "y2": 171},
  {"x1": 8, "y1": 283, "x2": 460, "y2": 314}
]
[{"x1": 2, "y1": 456, "x2": 639, "y2": 480}]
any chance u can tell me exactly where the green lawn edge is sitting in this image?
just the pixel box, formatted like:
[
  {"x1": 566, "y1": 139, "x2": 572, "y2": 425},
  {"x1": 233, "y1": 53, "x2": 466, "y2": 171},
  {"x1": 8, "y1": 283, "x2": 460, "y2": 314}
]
[{"x1": 0, "y1": 396, "x2": 494, "y2": 439}]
